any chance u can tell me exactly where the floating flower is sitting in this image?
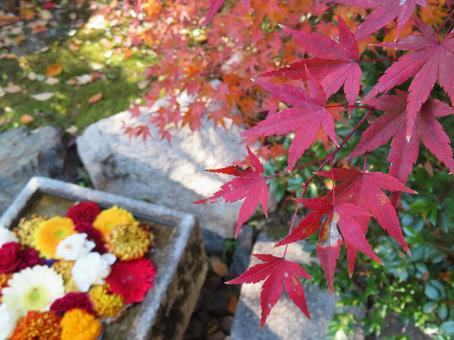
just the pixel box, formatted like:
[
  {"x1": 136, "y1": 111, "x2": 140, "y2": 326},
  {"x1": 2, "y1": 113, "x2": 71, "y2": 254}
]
[
  {"x1": 0, "y1": 304, "x2": 19, "y2": 340},
  {"x1": 106, "y1": 258, "x2": 156, "y2": 304},
  {"x1": 72, "y1": 252, "x2": 116, "y2": 292},
  {"x1": 10, "y1": 311, "x2": 61, "y2": 340},
  {"x1": 56, "y1": 233, "x2": 95, "y2": 260},
  {"x1": 35, "y1": 217, "x2": 75, "y2": 259},
  {"x1": 66, "y1": 202, "x2": 101, "y2": 225},
  {"x1": 52, "y1": 261, "x2": 78, "y2": 293},
  {"x1": 106, "y1": 223, "x2": 151, "y2": 260},
  {"x1": 16, "y1": 247, "x2": 44, "y2": 271},
  {"x1": 60, "y1": 308, "x2": 102, "y2": 340},
  {"x1": 93, "y1": 206, "x2": 136, "y2": 237},
  {"x1": 16, "y1": 216, "x2": 45, "y2": 248},
  {"x1": 0, "y1": 228, "x2": 19, "y2": 248},
  {"x1": 2, "y1": 265, "x2": 65, "y2": 316},
  {"x1": 75, "y1": 223, "x2": 106, "y2": 253},
  {"x1": 88, "y1": 285, "x2": 124, "y2": 318},
  {"x1": 50, "y1": 292, "x2": 94, "y2": 316},
  {"x1": 0, "y1": 242, "x2": 21, "y2": 274}
]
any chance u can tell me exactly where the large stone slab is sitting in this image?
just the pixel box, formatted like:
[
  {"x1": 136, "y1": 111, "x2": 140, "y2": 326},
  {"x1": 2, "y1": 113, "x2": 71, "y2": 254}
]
[
  {"x1": 231, "y1": 233, "x2": 347, "y2": 340},
  {"x1": 77, "y1": 110, "x2": 243, "y2": 238},
  {"x1": 0, "y1": 126, "x2": 64, "y2": 214},
  {"x1": 0, "y1": 177, "x2": 207, "y2": 340}
]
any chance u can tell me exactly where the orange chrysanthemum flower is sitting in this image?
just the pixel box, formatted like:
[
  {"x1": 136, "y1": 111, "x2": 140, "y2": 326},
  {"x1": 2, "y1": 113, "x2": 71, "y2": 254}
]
[
  {"x1": 11, "y1": 311, "x2": 61, "y2": 340},
  {"x1": 60, "y1": 308, "x2": 102, "y2": 340}
]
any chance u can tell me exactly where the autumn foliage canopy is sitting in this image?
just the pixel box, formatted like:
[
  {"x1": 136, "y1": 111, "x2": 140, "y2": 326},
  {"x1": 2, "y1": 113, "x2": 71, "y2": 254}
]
[{"x1": 126, "y1": 0, "x2": 454, "y2": 325}]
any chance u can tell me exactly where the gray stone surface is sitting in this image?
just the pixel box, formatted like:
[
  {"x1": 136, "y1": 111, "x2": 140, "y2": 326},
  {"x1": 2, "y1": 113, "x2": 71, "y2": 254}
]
[
  {"x1": 0, "y1": 127, "x2": 64, "y2": 214},
  {"x1": 231, "y1": 233, "x2": 342, "y2": 340},
  {"x1": 77, "y1": 109, "x2": 243, "y2": 238},
  {"x1": 228, "y1": 225, "x2": 254, "y2": 279},
  {"x1": 0, "y1": 177, "x2": 208, "y2": 340}
]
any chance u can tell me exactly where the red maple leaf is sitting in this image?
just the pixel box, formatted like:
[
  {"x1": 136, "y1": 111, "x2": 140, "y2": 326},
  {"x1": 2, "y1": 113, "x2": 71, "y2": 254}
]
[
  {"x1": 194, "y1": 146, "x2": 268, "y2": 237},
  {"x1": 243, "y1": 68, "x2": 338, "y2": 170},
  {"x1": 352, "y1": 91, "x2": 454, "y2": 183},
  {"x1": 261, "y1": 17, "x2": 362, "y2": 105},
  {"x1": 226, "y1": 253, "x2": 311, "y2": 325},
  {"x1": 366, "y1": 20, "x2": 454, "y2": 138},
  {"x1": 333, "y1": 0, "x2": 426, "y2": 40},
  {"x1": 316, "y1": 168, "x2": 415, "y2": 253},
  {"x1": 277, "y1": 197, "x2": 381, "y2": 291}
]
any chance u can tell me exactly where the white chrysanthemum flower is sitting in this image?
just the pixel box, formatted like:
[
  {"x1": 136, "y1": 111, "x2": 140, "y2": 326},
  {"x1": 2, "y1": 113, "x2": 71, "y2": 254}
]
[
  {"x1": 0, "y1": 304, "x2": 19, "y2": 340},
  {"x1": 0, "y1": 228, "x2": 18, "y2": 247},
  {"x1": 2, "y1": 265, "x2": 64, "y2": 316},
  {"x1": 72, "y1": 252, "x2": 116, "y2": 292},
  {"x1": 56, "y1": 233, "x2": 96, "y2": 260}
]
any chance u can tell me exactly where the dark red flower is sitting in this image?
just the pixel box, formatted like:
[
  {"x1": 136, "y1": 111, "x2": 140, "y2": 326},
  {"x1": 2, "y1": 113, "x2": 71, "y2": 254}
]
[
  {"x1": 17, "y1": 247, "x2": 44, "y2": 270},
  {"x1": 75, "y1": 223, "x2": 106, "y2": 253},
  {"x1": 106, "y1": 258, "x2": 156, "y2": 304},
  {"x1": 66, "y1": 201, "x2": 101, "y2": 225},
  {"x1": 50, "y1": 292, "x2": 94, "y2": 316},
  {"x1": 0, "y1": 242, "x2": 21, "y2": 274}
]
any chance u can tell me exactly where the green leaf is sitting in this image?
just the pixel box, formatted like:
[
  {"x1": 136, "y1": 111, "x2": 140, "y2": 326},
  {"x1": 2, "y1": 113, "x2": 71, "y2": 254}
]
[
  {"x1": 424, "y1": 285, "x2": 439, "y2": 300},
  {"x1": 437, "y1": 304, "x2": 448, "y2": 320},
  {"x1": 423, "y1": 301, "x2": 437, "y2": 313},
  {"x1": 440, "y1": 321, "x2": 454, "y2": 335}
]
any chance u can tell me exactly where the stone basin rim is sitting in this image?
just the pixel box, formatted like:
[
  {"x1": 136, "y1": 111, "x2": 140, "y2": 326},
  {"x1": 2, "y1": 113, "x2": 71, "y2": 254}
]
[{"x1": 0, "y1": 176, "x2": 197, "y2": 340}]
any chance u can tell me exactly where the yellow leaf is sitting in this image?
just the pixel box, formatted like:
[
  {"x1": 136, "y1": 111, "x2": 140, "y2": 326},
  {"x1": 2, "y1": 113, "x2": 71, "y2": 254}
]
[{"x1": 46, "y1": 64, "x2": 63, "y2": 77}]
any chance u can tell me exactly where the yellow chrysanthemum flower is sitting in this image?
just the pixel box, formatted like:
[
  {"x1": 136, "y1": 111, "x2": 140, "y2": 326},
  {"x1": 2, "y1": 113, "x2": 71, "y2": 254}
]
[
  {"x1": 15, "y1": 215, "x2": 46, "y2": 248},
  {"x1": 106, "y1": 223, "x2": 152, "y2": 260},
  {"x1": 35, "y1": 217, "x2": 75, "y2": 259},
  {"x1": 60, "y1": 308, "x2": 102, "y2": 340},
  {"x1": 52, "y1": 261, "x2": 79, "y2": 293},
  {"x1": 93, "y1": 206, "x2": 136, "y2": 238},
  {"x1": 88, "y1": 285, "x2": 124, "y2": 318}
]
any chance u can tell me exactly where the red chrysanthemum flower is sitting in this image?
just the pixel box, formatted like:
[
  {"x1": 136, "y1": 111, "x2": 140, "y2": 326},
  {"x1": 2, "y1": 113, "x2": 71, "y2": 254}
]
[
  {"x1": 50, "y1": 292, "x2": 95, "y2": 316},
  {"x1": 0, "y1": 242, "x2": 21, "y2": 274},
  {"x1": 17, "y1": 247, "x2": 45, "y2": 270},
  {"x1": 66, "y1": 201, "x2": 101, "y2": 225},
  {"x1": 106, "y1": 258, "x2": 156, "y2": 304},
  {"x1": 75, "y1": 223, "x2": 107, "y2": 253}
]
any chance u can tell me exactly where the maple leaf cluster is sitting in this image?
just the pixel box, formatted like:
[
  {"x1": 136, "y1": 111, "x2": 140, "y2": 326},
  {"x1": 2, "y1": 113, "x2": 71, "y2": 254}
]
[{"x1": 124, "y1": 0, "x2": 453, "y2": 325}]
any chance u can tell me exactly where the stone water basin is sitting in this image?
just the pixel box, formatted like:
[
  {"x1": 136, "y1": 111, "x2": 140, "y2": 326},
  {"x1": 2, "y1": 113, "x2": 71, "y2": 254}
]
[{"x1": 0, "y1": 177, "x2": 207, "y2": 340}]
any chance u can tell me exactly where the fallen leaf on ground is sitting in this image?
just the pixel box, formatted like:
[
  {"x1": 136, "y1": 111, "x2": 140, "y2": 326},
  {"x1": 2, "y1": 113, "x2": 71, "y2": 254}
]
[
  {"x1": 20, "y1": 115, "x2": 34, "y2": 124},
  {"x1": 4, "y1": 84, "x2": 22, "y2": 94},
  {"x1": 88, "y1": 93, "x2": 103, "y2": 104},
  {"x1": 75, "y1": 74, "x2": 93, "y2": 85},
  {"x1": 46, "y1": 63, "x2": 63, "y2": 77},
  {"x1": 20, "y1": 8, "x2": 36, "y2": 20},
  {"x1": 45, "y1": 77, "x2": 59, "y2": 85},
  {"x1": 31, "y1": 92, "x2": 55, "y2": 101},
  {"x1": 210, "y1": 256, "x2": 229, "y2": 277}
]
